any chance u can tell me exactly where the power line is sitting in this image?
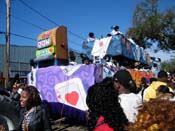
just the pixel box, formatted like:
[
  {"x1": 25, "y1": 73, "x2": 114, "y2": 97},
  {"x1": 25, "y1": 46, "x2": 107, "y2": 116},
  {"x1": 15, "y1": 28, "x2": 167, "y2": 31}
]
[
  {"x1": 17, "y1": 0, "x2": 87, "y2": 41},
  {"x1": 1, "y1": 13, "x2": 82, "y2": 47},
  {"x1": 11, "y1": 32, "x2": 36, "y2": 41},
  {"x1": 11, "y1": 14, "x2": 47, "y2": 31},
  {"x1": 68, "y1": 30, "x2": 87, "y2": 41},
  {"x1": 11, "y1": 13, "x2": 83, "y2": 47},
  {"x1": 69, "y1": 47, "x2": 82, "y2": 54},
  {"x1": 1, "y1": 10, "x2": 47, "y2": 31},
  {"x1": 1, "y1": 30, "x2": 83, "y2": 48},
  {"x1": 14, "y1": 0, "x2": 86, "y2": 46},
  {"x1": 0, "y1": 31, "x2": 36, "y2": 41},
  {"x1": 17, "y1": 0, "x2": 58, "y2": 26},
  {"x1": 68, "y1": 40, "x2": 82, "y2": 48},
  {"x1": 1, "y1": 0, "x2": 85, "y2": 49}
]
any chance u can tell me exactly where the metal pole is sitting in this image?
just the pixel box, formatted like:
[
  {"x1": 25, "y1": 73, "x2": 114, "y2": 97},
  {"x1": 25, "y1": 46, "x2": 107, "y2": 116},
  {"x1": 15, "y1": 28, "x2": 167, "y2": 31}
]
[{"x1": 5, "y1": 0, "x2": 10, "y2": 89}]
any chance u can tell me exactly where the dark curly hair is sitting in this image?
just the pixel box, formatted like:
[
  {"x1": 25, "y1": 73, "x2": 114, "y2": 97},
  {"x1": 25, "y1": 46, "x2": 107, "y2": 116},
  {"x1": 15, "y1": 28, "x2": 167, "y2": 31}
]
[
  {"x1": 127, "y1": 99, "x2": 175, "y2": 131},
  {"x1": 86, "y1": 77, "x2": 128, "y2": 131},
  {"x1": 23, "y1": 85, "x2": 42, "y2": 110}
]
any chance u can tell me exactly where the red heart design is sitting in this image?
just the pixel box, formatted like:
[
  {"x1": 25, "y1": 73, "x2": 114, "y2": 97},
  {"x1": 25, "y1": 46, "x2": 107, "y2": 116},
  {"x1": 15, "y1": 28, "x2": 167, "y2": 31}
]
[
  {"x1": 65, "y1": 91, "x2": 79, "y2": 105},
  {"x1": 99, "y1": 41, "x2": 104, "y2": 47}
]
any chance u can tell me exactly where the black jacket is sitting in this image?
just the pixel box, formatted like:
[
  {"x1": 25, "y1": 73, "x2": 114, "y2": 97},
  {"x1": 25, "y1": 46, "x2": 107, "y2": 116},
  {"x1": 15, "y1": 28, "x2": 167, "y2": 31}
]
[{"x1": 18, "y1": 105, "x2": 52, "y2": 131}]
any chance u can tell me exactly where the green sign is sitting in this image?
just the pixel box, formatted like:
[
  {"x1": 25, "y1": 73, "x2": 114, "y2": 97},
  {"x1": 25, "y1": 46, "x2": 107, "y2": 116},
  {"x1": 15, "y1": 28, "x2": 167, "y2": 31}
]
[{"x1": 36, "y1": 46, "x2": 55, "y2": 58}]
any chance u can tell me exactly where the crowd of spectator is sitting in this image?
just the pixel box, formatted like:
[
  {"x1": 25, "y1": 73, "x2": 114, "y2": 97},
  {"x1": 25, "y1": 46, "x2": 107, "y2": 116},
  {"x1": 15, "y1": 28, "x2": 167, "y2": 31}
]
[{"x1": 0, "y1": 67, "x2": 175, "y2": 131}]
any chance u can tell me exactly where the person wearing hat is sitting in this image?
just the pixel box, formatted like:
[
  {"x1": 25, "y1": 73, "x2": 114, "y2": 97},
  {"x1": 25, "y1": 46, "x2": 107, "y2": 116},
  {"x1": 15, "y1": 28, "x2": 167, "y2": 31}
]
[
  {"x1": 113, "y1": 69, "x2": 142, "y2": 123},
  {"x1": 143, "y1": 70, "x2": 174, "y2": 102}
]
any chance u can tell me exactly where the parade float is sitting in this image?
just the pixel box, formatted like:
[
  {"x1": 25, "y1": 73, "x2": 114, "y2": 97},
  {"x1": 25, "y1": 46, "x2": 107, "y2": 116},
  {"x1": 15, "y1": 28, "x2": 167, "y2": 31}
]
[{"x1": 27, "y1": 26, "x2": 156, "y2": 123}]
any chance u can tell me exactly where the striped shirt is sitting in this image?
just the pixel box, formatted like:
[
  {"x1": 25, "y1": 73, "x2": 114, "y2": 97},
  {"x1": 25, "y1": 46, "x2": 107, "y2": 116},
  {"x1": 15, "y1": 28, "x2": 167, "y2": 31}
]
[{"x1": 22, "y1": 107, "x2": 35, "y2": 131}]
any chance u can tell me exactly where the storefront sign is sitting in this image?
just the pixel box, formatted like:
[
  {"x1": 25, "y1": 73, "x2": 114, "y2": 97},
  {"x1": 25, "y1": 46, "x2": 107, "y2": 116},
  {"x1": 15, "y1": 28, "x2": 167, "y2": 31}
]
[
  {"x1": 37, "y1": 37, "x2": 51, "y2": 49},
  {"x1": 36, "y1": 46, "x2": 55, "y2": 58}
]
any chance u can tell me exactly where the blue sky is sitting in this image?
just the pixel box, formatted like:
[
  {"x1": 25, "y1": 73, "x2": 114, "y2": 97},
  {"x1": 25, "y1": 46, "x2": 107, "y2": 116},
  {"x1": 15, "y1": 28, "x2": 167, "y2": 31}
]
[{"x1": 0, "y1": 0, "x2": 174, "y2": 61}]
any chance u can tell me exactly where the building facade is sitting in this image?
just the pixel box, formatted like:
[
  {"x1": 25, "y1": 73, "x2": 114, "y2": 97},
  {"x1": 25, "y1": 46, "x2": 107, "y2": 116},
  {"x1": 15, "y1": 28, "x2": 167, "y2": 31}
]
[{"x1": 0, "y1": 44, "x2": 36, "y2": 78}]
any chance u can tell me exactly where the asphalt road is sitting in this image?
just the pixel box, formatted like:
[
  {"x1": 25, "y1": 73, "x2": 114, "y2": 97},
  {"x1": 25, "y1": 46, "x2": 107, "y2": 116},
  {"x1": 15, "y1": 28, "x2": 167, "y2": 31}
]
[{"x1": 51, "y1": 118, "x2": 88, "y2": 131}]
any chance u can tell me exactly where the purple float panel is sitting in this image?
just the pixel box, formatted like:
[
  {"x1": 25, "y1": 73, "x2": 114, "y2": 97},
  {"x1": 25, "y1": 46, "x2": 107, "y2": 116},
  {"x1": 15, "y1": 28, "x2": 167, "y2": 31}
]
[{"x1": 34, "y1": 64, "x2": 103, "y2": 122}]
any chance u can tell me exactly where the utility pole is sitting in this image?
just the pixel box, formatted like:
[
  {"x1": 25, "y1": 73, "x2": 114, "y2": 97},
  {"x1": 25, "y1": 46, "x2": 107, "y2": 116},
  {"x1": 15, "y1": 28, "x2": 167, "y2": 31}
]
[{"x1": 5, "y1": 0, "x2": 10, "y2": 89}]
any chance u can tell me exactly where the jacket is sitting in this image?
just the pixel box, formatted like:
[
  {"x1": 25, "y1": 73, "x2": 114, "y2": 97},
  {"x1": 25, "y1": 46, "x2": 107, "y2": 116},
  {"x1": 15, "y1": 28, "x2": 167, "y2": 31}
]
[
  {"x1": 94, "y1": 116, "x2": 114, "y2": 131},
  {"x1": 143, "y1": 81, "x2": 173, "y2": 102},
  {"x1": 18, "y1": 105, "x2": 52, "y2": 131}
]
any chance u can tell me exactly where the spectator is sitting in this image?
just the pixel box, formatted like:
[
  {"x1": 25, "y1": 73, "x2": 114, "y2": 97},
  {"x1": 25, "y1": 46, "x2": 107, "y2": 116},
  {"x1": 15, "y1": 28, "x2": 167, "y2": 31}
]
[
  {"x1": 80, "y1": 53, "x2": 90, "y2": 64},
  {"x1": 18, "y1": 85, "x2": 52, "y2": 131},
  {"x1": 144, "y1": 70, "x2": 174, "y2": 102},
  {"x1": 13, "y1": 74, "x2": 20, "y2": 84},
  {"x1": 11, "y1": 81, "x2": 22, "y2": 94},
  {"x1": 172, "y1": 71, "x2": 175, "y2": 90},
  {"x1": 113, "y1": 69, "x2": 142, "y2": 123},
  {"x1": 69, "y1": 51, "x2": 77, "y2": 65},
  {"x1": 7, "y1": 73, "x2": 20, "y2": 92},
  {"x1": 137, "y1": 77, "x2": 148, "y2": 101},
  {"x1": 0, "y1": 125, "x2": 5, "y2": 131},
  {"x1": 10, "y1": 82, "x2": 24, "y2": 101},
  {"x1": 0, "y1": 86, "x2": 10, "y2": 96},
  {"x1": 167, "y1": 71, "x2": 175, "y2": 91},
  {"x1": 156, "y1": 85, "x2": 174, "y2": 99},
  {"x1": 127, "y1": 99, "x2": 175, "y2": 131},
  {"x1": 86, "y1": 77, "x2": 128, "y2": 131},
  {"x1": 149, "y1": 77, "x2": 157, "y2": 85}
]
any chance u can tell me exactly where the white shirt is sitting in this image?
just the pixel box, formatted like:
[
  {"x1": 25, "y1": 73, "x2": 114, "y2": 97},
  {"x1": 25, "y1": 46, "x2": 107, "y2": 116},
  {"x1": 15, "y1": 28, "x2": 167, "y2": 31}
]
[
  {"x1": 69, "y1": 61, "x2": 77, "y2": 65},
  {"x1": 119, "y1": 93, "x2": 142, "y2": 123},
  {"x1": 110, "y1": 30, "x2": 122, "y2": 35}
]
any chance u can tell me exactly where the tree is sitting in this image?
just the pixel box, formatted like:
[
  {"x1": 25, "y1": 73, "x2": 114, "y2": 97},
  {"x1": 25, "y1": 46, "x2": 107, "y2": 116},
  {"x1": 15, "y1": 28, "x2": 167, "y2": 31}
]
[
  {"x1": 161, "y1": 58, "x2": 175, "y2": 72},
  {"x1": 126, "y1": 0, "x2": 175, "y2": 50}
]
